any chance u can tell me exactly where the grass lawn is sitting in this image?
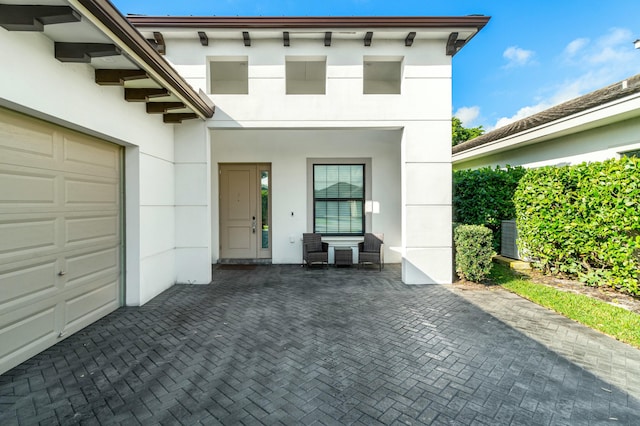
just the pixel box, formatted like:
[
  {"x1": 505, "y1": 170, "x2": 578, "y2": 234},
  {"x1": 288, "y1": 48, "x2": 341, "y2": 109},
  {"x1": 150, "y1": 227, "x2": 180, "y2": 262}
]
[{"x1": 489, "y1": 263, "x2": 640, "y2": 349}]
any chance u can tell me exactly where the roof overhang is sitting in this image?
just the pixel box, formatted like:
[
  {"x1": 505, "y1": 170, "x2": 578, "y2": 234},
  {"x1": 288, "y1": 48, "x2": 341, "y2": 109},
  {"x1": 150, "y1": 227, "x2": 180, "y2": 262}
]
[
  {"x1": 128, "y1": 15, "x2": 490, "y2": 56},
  {"x1": 127, "y1": 16, "x2": 490, "y2": 29},
  {"x1": 452, "y1": 92, "x2": 640, "y2": 164},
  {"x1": 0, "y1": 0, "x2": 214, "y2": 123}
]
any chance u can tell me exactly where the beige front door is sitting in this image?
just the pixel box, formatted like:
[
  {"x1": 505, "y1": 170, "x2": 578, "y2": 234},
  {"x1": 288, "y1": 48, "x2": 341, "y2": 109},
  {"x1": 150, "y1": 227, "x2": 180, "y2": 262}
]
[{"x1": 219, "y1": 163, "x2": 271, "y2": 260}]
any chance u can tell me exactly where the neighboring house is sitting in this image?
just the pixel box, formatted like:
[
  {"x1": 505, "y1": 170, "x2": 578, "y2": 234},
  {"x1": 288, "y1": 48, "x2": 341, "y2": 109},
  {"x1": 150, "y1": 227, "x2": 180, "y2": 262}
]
[
  {"x1": 453, "y1": 74, "x2": 640, "y2": 170},
  {"x1": 0, "y1": 0, "x2": 488, "y2": 373}
]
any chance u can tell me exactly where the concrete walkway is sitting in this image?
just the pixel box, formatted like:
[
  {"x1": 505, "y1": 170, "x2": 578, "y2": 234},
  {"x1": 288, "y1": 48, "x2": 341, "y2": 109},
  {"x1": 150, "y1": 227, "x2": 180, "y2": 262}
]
[{"x1": 1, "y1": 265, "x2": 639, "y2": 425}]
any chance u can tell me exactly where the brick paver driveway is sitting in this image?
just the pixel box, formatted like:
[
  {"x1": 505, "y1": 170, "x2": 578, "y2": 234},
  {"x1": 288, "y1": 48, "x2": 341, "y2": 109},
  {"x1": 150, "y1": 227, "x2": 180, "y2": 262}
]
[{"x1": 1, "y1": 265, "x2": 639, "y2": 425}]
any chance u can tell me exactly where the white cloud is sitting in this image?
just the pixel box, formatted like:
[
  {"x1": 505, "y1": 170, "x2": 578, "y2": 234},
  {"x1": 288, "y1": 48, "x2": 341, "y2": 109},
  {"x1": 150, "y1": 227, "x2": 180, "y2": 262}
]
[
  {"x1": 564, "y1": 37, "x2": 589, "y2": 56},
  {"x1": 503, "y1": 46, "x2": 535, "y2": 67},
  {"x1": 454, "y1": 106, "x2": 481, "y2": 127},
  {"x1": 491, "y1": 27, "x2": 640, "y2": 131},
  {"x1": 493, "y1": 102, "x2": 550, "y2": 130}
]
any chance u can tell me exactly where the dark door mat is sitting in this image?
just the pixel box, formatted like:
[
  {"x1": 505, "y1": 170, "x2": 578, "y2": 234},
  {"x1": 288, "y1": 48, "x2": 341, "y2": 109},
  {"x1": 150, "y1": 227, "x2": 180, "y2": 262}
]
[{"x1": 216, "y1": 264, "x2": 257, "y2": 270}]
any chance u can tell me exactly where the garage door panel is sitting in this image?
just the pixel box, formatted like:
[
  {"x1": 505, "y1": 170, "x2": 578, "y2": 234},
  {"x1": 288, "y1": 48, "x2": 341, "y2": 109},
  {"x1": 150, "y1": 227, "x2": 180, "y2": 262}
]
[
  {"x1": 0, "y1": 107, "x2": 121, "y2": 375},
  {"x1": 63, "y1": 134, "x2": 120, "y2": 178},
  {"x1": 64, "y1": 177, "x2": 119, "y2": 207},
  {"x1": 0, "y1": 305, "x2": 57, "y2": 360},
  {"x1": 64, "y1": 281, "x2": 119, "y2": 329},
  {"x1": 0, "y1": 218, "x2": 57, "y2": 258},
  {"x1": 0, "y1": 169, "x2": 56, "y2": 207},
  {"x1": 65, "y1": 247, "x2": 118, "y2": 287},
  {"x1": 0, "y1": 260, "x2": 57, "y2": 312},
  {"x1": 0, "y1": 110, "x2": 57, "y2": 169},
  {"x1": 65, "y1": 215, "x2": 119, "y2": 247}
]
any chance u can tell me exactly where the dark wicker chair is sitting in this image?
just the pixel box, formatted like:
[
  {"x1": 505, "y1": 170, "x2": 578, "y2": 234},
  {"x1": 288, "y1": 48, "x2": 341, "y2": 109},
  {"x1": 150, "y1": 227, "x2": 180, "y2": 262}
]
[
  {"x1": 358, "y1": 233, "x2": 384, "y2": 271},
  {"x1": 302, "y1": 233, "x2": 329, "y2": 268}
]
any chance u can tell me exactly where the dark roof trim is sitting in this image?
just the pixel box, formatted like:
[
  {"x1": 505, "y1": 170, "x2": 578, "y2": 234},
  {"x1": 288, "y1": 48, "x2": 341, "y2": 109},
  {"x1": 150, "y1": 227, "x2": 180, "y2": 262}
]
[
  {"x1": 127, "y1": 15, "x2": 490, "y2": 30},
  {"x1": 453, "y1": 73, "x2": 640, "y2": 154},
  {"x1": 77, "y1": 0, "x2": 214, "y2": 118}
]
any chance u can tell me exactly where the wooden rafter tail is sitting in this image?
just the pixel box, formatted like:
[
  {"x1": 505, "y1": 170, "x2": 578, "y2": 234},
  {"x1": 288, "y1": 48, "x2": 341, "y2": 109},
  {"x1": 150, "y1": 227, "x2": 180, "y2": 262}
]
[
  {"x1": 324, "y1": 32, "x2": 332, "y2": 47},
  {"x1": 364, "y1": 32, "x2": 373, "y2": 47},
  {"x1": 0, "y1": 5, "x2": 81, "y2": 31},
  {"x1": 124, "y1": 88, "x2": 169, "y2": 102},
  {"x1": 405, "y1": 32, "x2": 416, "y2": 47},
  {"x1": 55, "y1": 42, "x2": 121, "y2": 63},
  {"x1": 198, "y1": 31, "x2": 208, "y2": 46},
  {"x1": 163, "y1": 113, "x2": 198, "y2": 123},
  {"x1": 95, "y1": 69, "x2": 148, "y2": 85},
  {"x1": 146, "y1": 102, "x2": 185, "y2": 114}
]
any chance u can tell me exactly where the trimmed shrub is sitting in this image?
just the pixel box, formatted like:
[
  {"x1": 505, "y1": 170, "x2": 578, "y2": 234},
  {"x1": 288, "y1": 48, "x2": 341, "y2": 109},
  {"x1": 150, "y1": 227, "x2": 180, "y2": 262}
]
[
  {"x1": 514, "y1": 157, "x2": 640, "y2": 295},
  {"x1": 453, "y1": 165, "x2": 526, "y2": 251},
  {"x1": 454, "y1": 224, "x2": 494, "y2": 282}
]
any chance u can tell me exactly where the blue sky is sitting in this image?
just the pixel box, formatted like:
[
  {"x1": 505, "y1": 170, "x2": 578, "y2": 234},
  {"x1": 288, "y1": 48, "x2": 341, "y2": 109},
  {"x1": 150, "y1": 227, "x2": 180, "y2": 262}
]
[{"x1": 113, "y1": 0, "x2": 640, "y2": 131}]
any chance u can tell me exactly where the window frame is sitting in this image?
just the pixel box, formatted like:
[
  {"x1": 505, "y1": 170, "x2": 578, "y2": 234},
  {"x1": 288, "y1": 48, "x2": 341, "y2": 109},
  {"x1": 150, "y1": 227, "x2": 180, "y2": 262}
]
[
  {"x1": 313, "y1": 164, "x2": 365, "y2": 236},
  {"x1": 307, "y1": 157, "x2": 372, "y2": 237}
]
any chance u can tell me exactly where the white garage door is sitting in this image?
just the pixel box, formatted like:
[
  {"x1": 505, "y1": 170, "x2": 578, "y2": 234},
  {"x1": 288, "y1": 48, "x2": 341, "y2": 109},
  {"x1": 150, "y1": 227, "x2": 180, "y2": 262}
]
[{"x1": 0, "y1": 108, "x2": 122, "y2": 375}]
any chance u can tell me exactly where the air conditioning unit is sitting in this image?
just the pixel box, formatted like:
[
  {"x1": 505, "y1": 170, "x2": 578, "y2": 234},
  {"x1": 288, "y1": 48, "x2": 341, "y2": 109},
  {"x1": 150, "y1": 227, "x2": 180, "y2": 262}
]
[{"x1": 501, "y1": 220, "x2": 520, "y2": 260}]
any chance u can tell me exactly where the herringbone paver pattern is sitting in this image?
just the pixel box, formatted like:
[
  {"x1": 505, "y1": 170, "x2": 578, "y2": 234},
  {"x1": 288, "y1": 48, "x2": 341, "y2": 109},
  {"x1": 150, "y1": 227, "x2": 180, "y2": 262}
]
[{"x1": 1, "y1": 265, "x2": 639, "y2": 425}]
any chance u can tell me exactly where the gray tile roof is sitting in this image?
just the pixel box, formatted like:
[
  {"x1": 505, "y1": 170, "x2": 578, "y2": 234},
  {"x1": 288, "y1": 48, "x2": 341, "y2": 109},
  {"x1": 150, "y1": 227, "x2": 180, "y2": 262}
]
[{"x1": 453, "y1": 73, "x2": 640, "y2": 154}]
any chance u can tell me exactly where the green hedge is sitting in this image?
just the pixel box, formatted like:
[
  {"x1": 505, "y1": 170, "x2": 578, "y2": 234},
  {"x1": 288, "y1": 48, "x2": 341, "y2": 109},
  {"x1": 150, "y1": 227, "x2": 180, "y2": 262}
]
[
  {"x1": 514, "y1": 157, "x2": 640, "y2": 295},
  {"x1": 453, "y1": 166, "x2": 525, "y2": 250},
  {"x1": 454, "y1": 224, "x2": 494, "y2": 282}
]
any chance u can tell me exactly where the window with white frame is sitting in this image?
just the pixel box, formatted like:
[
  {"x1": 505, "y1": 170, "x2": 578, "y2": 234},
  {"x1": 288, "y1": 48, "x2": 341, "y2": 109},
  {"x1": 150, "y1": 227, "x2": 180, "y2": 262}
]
[{"x1": 313, "y1": 164, "x2": 364, "y2": 235}]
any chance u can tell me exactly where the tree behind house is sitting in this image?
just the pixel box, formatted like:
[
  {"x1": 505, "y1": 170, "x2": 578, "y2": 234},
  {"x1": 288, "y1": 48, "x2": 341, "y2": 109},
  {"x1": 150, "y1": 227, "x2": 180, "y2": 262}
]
[{"x1": 452, "y1": 116, "x2": 484, "y2": 146}]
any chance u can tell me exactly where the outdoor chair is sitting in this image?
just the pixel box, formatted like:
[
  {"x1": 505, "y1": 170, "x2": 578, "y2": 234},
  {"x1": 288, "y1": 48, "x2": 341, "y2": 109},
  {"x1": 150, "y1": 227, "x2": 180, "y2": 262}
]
[
  {"x1": 302, "y1": 233, "x2": 329, "y2": 268},
  {"x1": 358, "y1": 233, "x2": 384, "y2": 271}
]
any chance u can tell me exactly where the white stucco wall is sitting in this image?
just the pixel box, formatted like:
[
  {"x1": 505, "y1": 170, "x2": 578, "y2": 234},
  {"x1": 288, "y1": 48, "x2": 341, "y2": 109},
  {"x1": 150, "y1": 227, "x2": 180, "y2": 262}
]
[
  {"x1": 0, "y1": 28, "x2": 177, "y2": 305},
  {"x1": 163, "y1": 34, "x2": 454, "y2": 283},
  {"x1": 174, "y1": 121, "x2": 212, "y2": 284},
  {"x1": 158, "y1": 31, "x2": 452, "y2": 284},
  {"x1": 453, "y1": 117, "x2": 640, "y2": 170}
]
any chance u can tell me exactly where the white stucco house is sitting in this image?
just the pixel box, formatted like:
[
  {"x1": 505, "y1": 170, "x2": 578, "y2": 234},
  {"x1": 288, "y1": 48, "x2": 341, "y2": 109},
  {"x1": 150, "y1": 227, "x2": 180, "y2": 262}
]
[
  {"x1": 0, "y1": 0, "x2": 489, "y2": 374},
  {"x1": 453, "y1": 74, "x2": 640, "y2": 170}
]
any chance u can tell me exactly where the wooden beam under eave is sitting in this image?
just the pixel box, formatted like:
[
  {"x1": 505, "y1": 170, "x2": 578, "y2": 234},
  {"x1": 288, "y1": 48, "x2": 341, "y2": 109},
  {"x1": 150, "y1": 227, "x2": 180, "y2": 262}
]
[
  {"x1": 146, "y1": 102, "x2": 185, "y2": 114},
  {"x1": 405, "y1": 32, "x2": 416, "y2": 47},
  {"x1": 163, "y1": 113, "x2": 198, "y2": 124},
  {"x1": 55, "y1": 43, "x2": 121, "y2": 63},
  {"x1": 243, "y1": 31, "x2": 251, "y2": 47},
  {"x1": 152, "y1": 31, "x2": 165, "y2": 54},
  {"x1": 95, "y1": 69, "x2": 148, "y2": 85},
  {"x1": 198, "y1": 31, "x2": 208, "y2": 46},
  {"x1": 124, "y1": 88, "x2": 169, "y2": 102},
  {"x1": 324, "y1": 32, "x2": 332, "y2": 47},
  {"x1": 0, "y1": 5, "x2": 81, "y2": 31},
  {"x1": 446, "y1": 32, "x2": 460, "y2": 56},
  {"x1": 364, "y1": 32, "x2": 373, "y2": 47}
]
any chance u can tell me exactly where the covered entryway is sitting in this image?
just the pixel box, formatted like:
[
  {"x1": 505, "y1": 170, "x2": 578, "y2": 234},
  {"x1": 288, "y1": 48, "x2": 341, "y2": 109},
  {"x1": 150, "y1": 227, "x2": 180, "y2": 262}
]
[
  {"x1": 0, "y1": 108, "x2": 122, "y2": 375},
  {"x1": 219, "y1": 163, "x2": 271, "y2": 261}
]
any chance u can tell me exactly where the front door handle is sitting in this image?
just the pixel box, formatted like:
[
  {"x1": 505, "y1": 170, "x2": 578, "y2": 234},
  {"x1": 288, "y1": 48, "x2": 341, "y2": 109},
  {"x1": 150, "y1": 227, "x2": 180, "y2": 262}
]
[{"x1": 252, "y1": 216, "x2": 256, "y2": 234}]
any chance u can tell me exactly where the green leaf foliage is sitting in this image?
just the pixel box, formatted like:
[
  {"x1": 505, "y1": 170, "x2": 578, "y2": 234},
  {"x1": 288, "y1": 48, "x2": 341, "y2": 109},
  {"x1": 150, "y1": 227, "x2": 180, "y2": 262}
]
[
  {"x1": 514, "y1": 157, "x2": 640, "y2": 295},
  {"x1": 454, "y1": 224, "x2": 494, "y2": 282},
  {"x1": 453, "y1": 166, "x2": 526, "y2": 250},
  {"x1": 452, "y1": 116, "x2": 484, "y2": 146}
]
